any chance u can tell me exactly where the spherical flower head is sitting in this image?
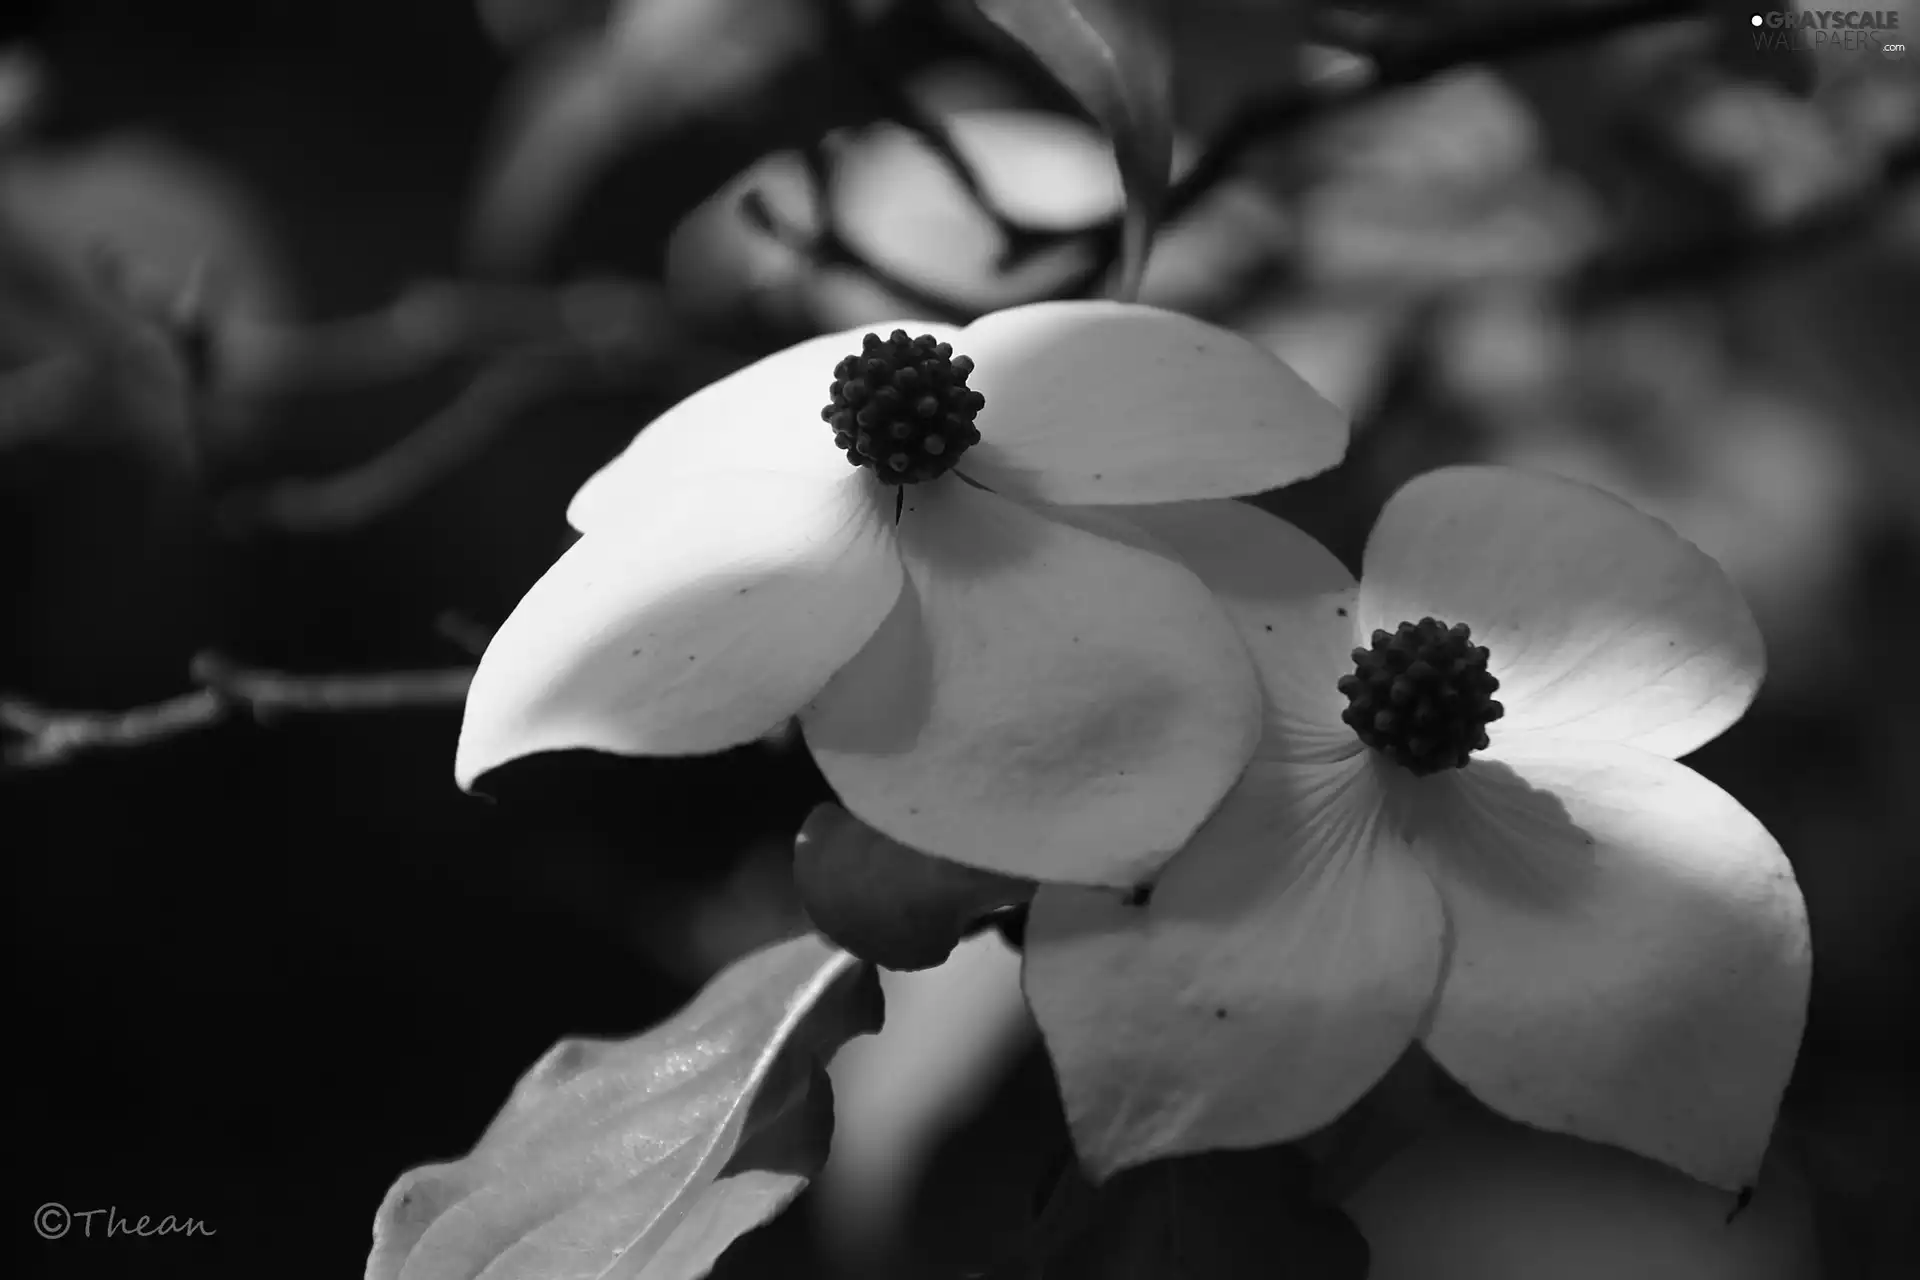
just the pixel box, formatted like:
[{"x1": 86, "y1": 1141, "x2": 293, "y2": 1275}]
[
  {"x1": 822, "y1": 330, "x2": 984, "y2": 484},
  {"x1": 453, "y1": 301, "x2": 1349, "y2": 888},
  {"x1": 1338, "y1": 617, "x2": 1505, "y2": 775},
  {"x1": 1021, "y1": 467, "x2": 1809, "y2": 1202}
]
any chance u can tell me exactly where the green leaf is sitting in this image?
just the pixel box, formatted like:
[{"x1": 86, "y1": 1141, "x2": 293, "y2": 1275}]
[
  {"x1": 968, "y1": 0, "x2": 1174, "y2": 299},
  {"x1": 1036, "y1": 1146, "x2": 1370, "y2": 1280},
  {"x1": 794, "y1": 802, "x2": 1035, "y2": 971},
  {"x1": 365, "y1": 934, "x2": 881, "y2": 1280}
]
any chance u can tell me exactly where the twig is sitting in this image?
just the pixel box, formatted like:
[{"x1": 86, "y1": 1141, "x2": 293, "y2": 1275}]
[
  {"x1": 208, "y1": 0, "x2": 1713, "y2": 534},
  {"x1": 226, "y1": 277, "x2": 673, "y2": 395},
  {"x1": 1017, "y1": 0, "x2": 1705, "y2": 297},
  {"x1": 740, "y1": 146, "x2": 979, "y2": 323},
  {"x1": 814, "y1": 0, "x2": 1057, "y2": 269},
  {"x1": 1180, "y1": 0, "x2": 1701, "y2": 220},
  {"x1": 1, "y1": 653, "x2": 473, "y2": 769},
  {"x1": 220, "y1": 344, "x2": 592, "y2": 534},
  {"x1": 219, "y1": 276, "x2": 753, "y2": 535}
]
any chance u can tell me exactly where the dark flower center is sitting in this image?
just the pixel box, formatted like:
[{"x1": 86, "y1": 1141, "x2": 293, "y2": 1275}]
[
  {"x1": 1337, "y1": 617, "x2": 1504, "y2": 776},
  {"x1": 820, "y1": 330, "x2": 985, "y2": 485}
]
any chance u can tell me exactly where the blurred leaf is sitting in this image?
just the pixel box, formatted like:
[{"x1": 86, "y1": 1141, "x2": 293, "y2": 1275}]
[
  {"x1": 817, "y1": 932, "x2": 1035, "y2": 1270},
  {"x1": 0, "y1": 180, "x2": 215, "y2": 700},
  {"x1": 0, "y1": 46, "x2": 45, "y2": 138},
  {"x1": 0, "y1": 134, "x2": 288, "y2": 330},
  {"x1": 664, "y1": 149, "x2": 825, "y2": 328},
  {"x1": 1238, "y1": 293, "x2": 1411, "y2": 423},
  {"x1": 471, "y1": 0, "x2": 821, "y2": 270},
  {"x1": 822, "y1": 110, "x2": 1120, "y2": 312},
  {"x1": 1296, "y1": 69, "x2": 1599, "y2": 289},
  {"x1": 1163, "y1": 0, "x2": 1306, "y2": 137},
  {"x1": 1033, "y1": 1145, "x2": 1369, "y2": 1279},
  {"x1": 1672, "y1": 77, "x2": 1877, "y2": 223},
  {"x1": 969, "y1": 0, "x2": 1174, "y2": 297},
  {"x1": 0, "y1": 200, "x2": 189, "y2": 465},
  {"x1": 795, "y1": 802, "x2": 1034, "y2": 971},
  {"x1": 366, "y1": 934, "x2": 880, "y2": 1280},
  {"x1": 478, "y1": 0, "x2": 610, "y2": 48}
]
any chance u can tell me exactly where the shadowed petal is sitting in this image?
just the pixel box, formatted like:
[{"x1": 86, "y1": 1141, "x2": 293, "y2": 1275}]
[
  {"x1": 956, "y1": 301, "x2": 1348, "y2": 505},
  {"x1": 801, "y1": 479, "x2": 1262, "y2": 886},
  {"x1": 568, "y1": 319, "x2": 939, "y2": 532},
  {"x1": 1025, "y1": 755, "x2": 1444, "y2": 1179},
  {"x1": 1411, "y1": 736, "x2": 1810, "y2": 1190},
  {"x1": 457, "y1": 470, "x2": 901, "y2": 786},
  {"x1": 1358, "y1": 466, "x2": 1764, "y2": 760},
  {"x1": 1114, "y1": 499, "x2": 1361, "y2": 763}
]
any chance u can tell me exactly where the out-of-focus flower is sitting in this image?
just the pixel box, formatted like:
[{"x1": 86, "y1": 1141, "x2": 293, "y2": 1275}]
[
  {"x1": 457, "y1": 301, "x2": 1347, "y2": 885},
  {"x1": 1025, "y1": 466, "x2": 1809, "y2": 1189}
]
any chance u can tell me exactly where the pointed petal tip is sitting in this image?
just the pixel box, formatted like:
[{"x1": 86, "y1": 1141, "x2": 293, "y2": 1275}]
[
  {"x1": 466, "y1": 472, "x2": 905, "y2": 777},
  {"x1": 1418, "y1": 738, "x2": 1807, "y2": 1200},
  {"x1": 451, "y1": 725, "x2": 502, "y2": 794}
]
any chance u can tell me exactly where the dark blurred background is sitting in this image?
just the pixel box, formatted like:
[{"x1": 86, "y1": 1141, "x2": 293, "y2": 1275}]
[{"x1": 4, "y1": 1, "x2": 1918, "y2": 1277}]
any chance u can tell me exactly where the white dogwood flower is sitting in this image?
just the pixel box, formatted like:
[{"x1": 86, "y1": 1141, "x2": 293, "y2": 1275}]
[
  {"x1": 1024, "y1": 466, "x2": 1810, "y2": 1189},
  {"x1": 455, "y1": 301, "x2": 1347, "y2": 883}
]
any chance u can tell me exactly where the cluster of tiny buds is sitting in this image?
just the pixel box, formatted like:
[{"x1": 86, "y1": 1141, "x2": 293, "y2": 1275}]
[
  {"x1": 1338, "y1": 616, "x2": 1505, "y2": 776},
  {"x1": 820, "y1": 330, "x2": 985, "y2": 485}
]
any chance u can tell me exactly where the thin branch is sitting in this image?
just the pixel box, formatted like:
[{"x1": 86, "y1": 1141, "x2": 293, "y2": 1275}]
[
  {"x1": 226, "y1": 278, "x2": 671, "y2": 395},
  {"x1": 1023, "y1": 0, "x2": 1705, "y2": 296},
  {"x1": 1174, "y1": 0, "x2": 1701, "y2": 220},
  {"x1": 1, "y1": 654, "x2": 473, "y2": 769},
  {"x1": 219, "y1": 344, "x2": 591, "y2": 533},
  {"x1": 218, "y1": 278, "x2": 749, "y2": 535},
  {"x1": 816, "y1": 0, "x2": 1053, "y2": 265},
  {"x1": 740, "y1": 146, "x2": 979, "y2": 323}
]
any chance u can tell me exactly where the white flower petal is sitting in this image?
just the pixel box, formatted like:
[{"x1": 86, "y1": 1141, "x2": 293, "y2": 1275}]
[
  {"x1": 1358, "y1": 466, "x2": 1764, "y2": 760},
  {"x1": 1412, "y1": 736, "x2": 1810, "y2": 1189},
  {"x1": 955, "y1": 301, "x2": 1348, "y2": 505},
  {"x1": 800, "y1": 478, "x2": 1262, "y2": 886},
  {"x1": 456, "y1": 470, "x2": 901, "y2": 786},
  {"x1": 1025, "y1": 756, "x2": 1444, "y2": 1179},
  {"x1": 1114, "y1": 500, "x2": 1361, "y2": 763},
  {"x1": 567, "y1": 319, "x2": 940, "y2": 533}
]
